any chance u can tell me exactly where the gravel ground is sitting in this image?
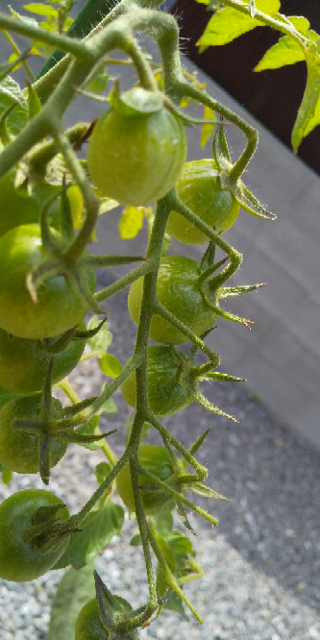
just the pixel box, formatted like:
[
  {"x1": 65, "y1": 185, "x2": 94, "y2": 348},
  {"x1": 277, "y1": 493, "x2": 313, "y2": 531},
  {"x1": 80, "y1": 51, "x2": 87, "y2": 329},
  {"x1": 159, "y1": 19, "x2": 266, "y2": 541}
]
[{"x1": 0, "y1": 269, "x2": 320, "y2": 640}]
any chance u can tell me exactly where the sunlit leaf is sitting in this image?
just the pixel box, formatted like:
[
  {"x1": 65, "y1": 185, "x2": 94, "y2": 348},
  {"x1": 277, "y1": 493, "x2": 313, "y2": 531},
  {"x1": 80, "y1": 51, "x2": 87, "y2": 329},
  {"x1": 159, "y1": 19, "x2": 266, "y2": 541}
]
[
  {"x1": 94, "y1": 461, "x2": 112, "y2": 484},
  {"x1": 291, "y1": 44, "x2": 320, "y2": 152},
  {"x1": 254, "y1": 36, "x2": 305, "y2": 71},
  {"x1": 287, "y1": 16, "x2": 310, "y2": 35},
  {"x1": 119, "y1": 205, "x2": 144, "y2": 240},
  {"x1": 98, "y1": 353, "x2": 123, "y2": 379},
  {"x1": 24, "y1": 3, "x2": 59, "y2": 17},
  {"x1": 197, "y1": 0, "x2": 280, "y2": 50}
]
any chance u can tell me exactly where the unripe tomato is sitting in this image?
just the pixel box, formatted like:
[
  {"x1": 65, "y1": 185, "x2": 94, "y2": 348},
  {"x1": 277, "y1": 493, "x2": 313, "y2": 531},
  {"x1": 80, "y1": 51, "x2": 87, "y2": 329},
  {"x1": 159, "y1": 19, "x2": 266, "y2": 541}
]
[
  {"x1": 128, "y1": 256, "x2": 217, "y2": 344},
  {"x1": 0, "y1": 224, "x2": 95, "y2": 339},
  {"x1": 116, "y1": 445, "x2": 176, "y2": 515},
  {"x1": 0, "y1": 171, "x2": 82, "y2": 237},
  {"x1": 0, "y1": 395, "x2": 67, "y2": 474},
  {"x1": 0, "y1": 489, "x2": 69, "y2": 581},
  {"x1": 75, "y1": 596, "x2": 133, "y2": 640},
  {"x1": 0, "y1": 323, "x2": 85, "y2": 394},
  {"x1": 87, "y1": 87, "x2": 187, "y2": 205},
  {"x1": 121, "y1": 345, "x2": 196, "y2": 417},
  {"x1": 166, "y1": 159, "x2": 240, "y2": 244},
  {"x1": 75, "y1": 598, "x2": 108, "y2": 640}
]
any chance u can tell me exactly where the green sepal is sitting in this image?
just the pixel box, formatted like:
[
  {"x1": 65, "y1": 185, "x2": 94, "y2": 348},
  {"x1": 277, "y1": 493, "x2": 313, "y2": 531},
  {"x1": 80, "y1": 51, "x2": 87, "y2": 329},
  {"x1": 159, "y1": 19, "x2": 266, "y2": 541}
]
[
  {"x1": 212, "y1": 121, "x2": 232, "y2": 170},
  {"x1": 176, "y1": 500, "x2": 197, "y2": 536},
  {"x1": 219, "y1": 283, "x2": 266, "y2": 298},
  {"x1": 110, "y1": 83, "x2": 163, "y2": 116},
  {"x1": 195, "y1": 391, "x2": 238, "y2": 422},
  {"x1": 189, "y1": 482, "x2": 230, "y2": 501}
]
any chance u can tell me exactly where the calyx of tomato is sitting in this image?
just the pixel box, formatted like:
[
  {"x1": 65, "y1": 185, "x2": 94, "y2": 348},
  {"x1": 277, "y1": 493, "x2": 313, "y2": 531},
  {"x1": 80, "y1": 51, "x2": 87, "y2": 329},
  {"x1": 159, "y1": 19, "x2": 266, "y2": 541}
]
[
  {"x1": 22, "y1": 500, "x2": 77, "y2": 556},
  {"x1": 12, "y1": 358, "x2": 116, "y2": 484},
  {"x1": 213, "y1": 123, "x2": 276, "y2": 221},
  {"x1": 94, "y1": 571, "x2": 139, "y2": 640},
  {"x1": 110, "y1": 82, "x2": 164, "y2": 116}
]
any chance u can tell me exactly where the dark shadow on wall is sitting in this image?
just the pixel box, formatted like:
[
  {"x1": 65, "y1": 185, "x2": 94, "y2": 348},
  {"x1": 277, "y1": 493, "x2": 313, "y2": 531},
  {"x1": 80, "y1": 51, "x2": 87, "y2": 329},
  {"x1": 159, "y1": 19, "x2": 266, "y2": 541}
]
[{"x1": 171, "y1": 0, "x2": 320, "y2": 175}]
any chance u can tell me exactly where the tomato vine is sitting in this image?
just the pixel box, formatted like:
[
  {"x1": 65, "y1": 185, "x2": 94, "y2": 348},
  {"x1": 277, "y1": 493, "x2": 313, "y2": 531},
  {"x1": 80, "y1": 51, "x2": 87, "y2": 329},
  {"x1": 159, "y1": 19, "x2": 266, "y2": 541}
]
[{"x1": 0, "y1": 0, "x2": 312, "y2": 636}]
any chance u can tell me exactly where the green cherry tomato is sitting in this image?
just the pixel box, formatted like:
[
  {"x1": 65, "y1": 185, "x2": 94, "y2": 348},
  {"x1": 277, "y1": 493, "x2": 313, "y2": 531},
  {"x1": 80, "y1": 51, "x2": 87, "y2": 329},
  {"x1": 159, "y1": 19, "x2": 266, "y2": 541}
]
[
  {"x1": 87, "y1": 89, "x2": 187, "y2": 206},
  {"x1": 0, "y1": 323, "x2": 85, "y2": 394},
  {"x1": 121, "y1": 345, "x2": 196, "y2": 417},
  {"x1": 166, "y1": 159, "x2": 240, "y2": 244},
  {"x1": 75, "y1": 599, "x2": 108, "y2": 640},
  {"x1": 75, "y1": 596, "x2": 133, "y2": 640},
  {"x1": 128, "y1": 256, "x2": 217, "y2": 344},
  {"x1": 0, "y1": 224, "x2": 95, "y2": 339},
  {"x1": 0, "y1": 171, "x2": 82, "y2": 238},
  {"x1": 0, "y1": 395, "x2": 67, "y2": 474},
  {"x1": 116, "y1": 444, "x2": 176, "y2": 515},
  {"x1": 0, "y1": 489, "x2": 69, "y2": 581}
]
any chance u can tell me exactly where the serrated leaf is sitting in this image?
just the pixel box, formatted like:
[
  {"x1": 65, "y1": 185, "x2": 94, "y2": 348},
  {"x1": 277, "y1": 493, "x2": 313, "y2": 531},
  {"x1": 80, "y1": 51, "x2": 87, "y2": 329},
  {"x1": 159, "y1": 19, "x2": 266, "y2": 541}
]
[
  {"x1": 54, "y1": 500, "x2": 124, "y2": 569},
  {"x1": 98, "y1": 353, "x2": 123, "y2": 379},
  {"x1": 119, "y1": 205, "x2": 144, "y2": 240},
  {"x1": 48, "y1": 562, "x2": 96, "y2": 640},
  {"x1": 254, "y1": 36, "x2": 305, "y2": 71},
  {"x1": 197, "y1": 0, "x2": 280, "y2": 50},
  {"x1": 87, "y1": 316, "x2": 112, "y2": 352},
  {"x1": 288, "y1": 16, "x2": 310, "y2": 35},
  {"x1": 197, "y1": 7, "x2": 260, "y2": 49},
  {"x1": 24, "y1": 3, "x2": 58, "y2": 17},
  {"x1": 291, "y1": 44, "x2": 320, "y2": 151},
  {"x1": 0, "y1": 77, "x2": 28, "y2": 137},
  {"x1": 200, "y1": 105, "x2": 215, "y2": 147}
]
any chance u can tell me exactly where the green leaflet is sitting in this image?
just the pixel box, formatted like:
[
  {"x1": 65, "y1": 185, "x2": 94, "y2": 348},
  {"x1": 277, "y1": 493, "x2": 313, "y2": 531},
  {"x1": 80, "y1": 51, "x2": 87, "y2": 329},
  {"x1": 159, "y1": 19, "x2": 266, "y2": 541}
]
[
  {"x1": 254, "y1": 36, "x2": 305, "y2": 71},
  {"x1": 24, "y1": 3, "x2": 59, "y2": 18},
  {"x1": 48, "y1": 562, "x2": 96, "y2": 640},
  {"x1": 53, "y1": 499, "x2": 124, "y2": 569},
  {"x1": 197, "y1": 0, "x2": 280, "y2": 50},
  {"x1": 99, "y1": 353, "x2": 123, "y2": 379},
  {"x1": 292, "y1": 43, "x2": 320, "y2": 152},
  {"x1": 0, "y1": 77, "x2": 28, "y2": 137}
]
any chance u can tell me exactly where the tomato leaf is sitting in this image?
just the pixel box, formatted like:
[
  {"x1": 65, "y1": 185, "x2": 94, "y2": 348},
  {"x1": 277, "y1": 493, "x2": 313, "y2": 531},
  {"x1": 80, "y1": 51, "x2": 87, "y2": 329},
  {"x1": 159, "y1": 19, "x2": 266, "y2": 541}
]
[
  {"x1": 166, "y1": 531, "x2": 195, "y2": 558},
  {"x1": 130, "y1": 533, "x2": 142, "y2": 546},
  {"x1": 98, "y1": 353, "x2": 123, "y2": 378},
  {"x1": 197, "y1": 0, "x2": 280, "y2": 50},
  {"x1": 118, "y1": 205, "x2": 144, "y2": 240},
  {"x1": 254, "y1": 36, "x2": 305, "y2": 71},
  {"x1": 53, "y1": 499, "x2": 124, "y2": 570},
  {"x1": 291, "y1": 43, "x2": 320, "y2": 152},
  {"x1": 162, "y1": 591, "x2": 187, "y2": 617},
  {"x1": 24, "y1": 3, "x2": 59, "y2": 17},
  {"x1": 0, "y1": 77, "x2": 28, "y2": 137},
  {"x1": 48, "y1": 561, "x2": 96, "y2": 640},
  {"x1": 94, "y1": 461, "x2": 112, "y2": 484}
]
